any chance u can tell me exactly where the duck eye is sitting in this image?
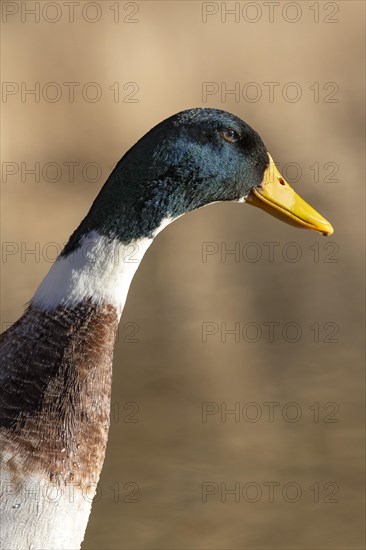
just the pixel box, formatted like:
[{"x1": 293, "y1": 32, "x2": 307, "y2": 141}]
[{"x1": 221, "y1": 129, "x2": 239, "y2": 143}]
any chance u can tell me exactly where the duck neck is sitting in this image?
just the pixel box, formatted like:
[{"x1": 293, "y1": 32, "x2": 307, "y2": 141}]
[{"x1": 32, "y1": 229, "x2": 156, "y2": 317}]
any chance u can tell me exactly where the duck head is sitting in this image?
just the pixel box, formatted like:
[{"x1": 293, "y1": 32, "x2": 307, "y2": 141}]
[{"x1": 65, "y1": 108, "x2": 333, "y2": 252}]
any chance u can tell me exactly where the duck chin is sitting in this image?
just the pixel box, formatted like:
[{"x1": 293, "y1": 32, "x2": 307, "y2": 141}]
[
  {"x1": 152, "y1": 216, "x2": 177, "y2": 237},
  {"x1": 236, "y1": 192, "x2": 251, "y2": 204}
]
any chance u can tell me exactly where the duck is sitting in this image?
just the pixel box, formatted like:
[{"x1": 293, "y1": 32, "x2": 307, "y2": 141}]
[{"x1": 0, "y1": 108, "x2": 333, "y2": 549}]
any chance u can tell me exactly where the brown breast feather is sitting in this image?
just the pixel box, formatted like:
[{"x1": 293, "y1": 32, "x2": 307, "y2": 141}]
[{"x1": 0, "y1": 301, "x2": 119, "y2": 489}]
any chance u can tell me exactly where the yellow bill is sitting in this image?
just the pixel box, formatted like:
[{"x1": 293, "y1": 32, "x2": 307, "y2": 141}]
[{"x1": 247, "y1": 154, "x2": 334, "y2": 236}]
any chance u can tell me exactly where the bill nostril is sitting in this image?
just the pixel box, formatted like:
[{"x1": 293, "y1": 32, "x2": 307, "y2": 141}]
[{"x1": 278, "y1": 177, "x2": 286, "y2": 186}]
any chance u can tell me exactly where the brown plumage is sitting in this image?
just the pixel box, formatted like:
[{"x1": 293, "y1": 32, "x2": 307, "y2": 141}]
[{"x1": 0, "y1": 302, "x2": 118, "y2": 487}]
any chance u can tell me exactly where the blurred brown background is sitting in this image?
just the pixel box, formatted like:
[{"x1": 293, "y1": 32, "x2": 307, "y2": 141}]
[{"x1": 1, "y1": 1, "x2": 365, "y2": 548}]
